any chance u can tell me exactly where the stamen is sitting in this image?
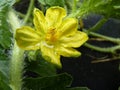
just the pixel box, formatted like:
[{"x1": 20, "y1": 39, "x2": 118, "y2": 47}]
[
  {"x1": 43, "y1": 41, "x2": 54, "y2": 48},
  {"x1": 45, "y1": 27, "x2": 58, "y2": 44}
]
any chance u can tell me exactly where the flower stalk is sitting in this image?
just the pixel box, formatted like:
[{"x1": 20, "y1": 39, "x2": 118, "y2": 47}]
[
  {"x1": 87, "y1": 17, "x2": 108, "y2": 32},
  {"x1": 85, "y1": 30, "x2": 120, "y2": 44},
  {"x1": 84, "y1": 43, "x2": 120, "y2": 53},
  {"x1": 23, "y1": 0, "x2": 34, "y2": 25},
  {"x1": 8, "y1": 9, "x2": 24, "y2": 90}
]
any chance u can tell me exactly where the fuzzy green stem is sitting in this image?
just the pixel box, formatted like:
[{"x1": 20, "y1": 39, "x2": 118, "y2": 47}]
[
  {"x1": 23, "y1": 0, "x2": 34, "y2": 25},
  {"x1": 8, "y1": 9, "x2": 24, "y2": 90},
  {"x1": 84, "y1": 43, "x2": 120, "y2": 53},
  {"x1": 10, "y1": 43, "x2": 24, "y2": 90}
]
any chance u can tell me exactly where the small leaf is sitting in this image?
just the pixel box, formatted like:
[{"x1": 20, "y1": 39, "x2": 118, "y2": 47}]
[
  {"x1": 42, "y1": 87, "x2": 90, "y2": 90},
  {"x1": 0, "y1": 0, "x2": 16, "y2": 49},
  {"x1": 0, "y1": 71, "x2": 11, "y2": 90},
  {"x1": 0, "y1": 60, "x2": 9, "y2": 79},
  {"x1": 46, "y1": 0, "x2": 65, "y2": 7},
  {"x1": 0, "y1": 0, "x2": 15, "y2": 10},
  {"x1": 38, "y1": 0, "x2": 46, "y2": 5},
  {"x1": 24, "y1": 73, "x2": 72, "y2": 90},
  {"x1": 78, "y1": 0, "x2": 120, "y2": 19},
  {"x1": 0, "y1": 47, "x2": 9, "y2": 61},
  {"x1": 0, "y1": 7, "x2": 12, "y2": 48},
  {"x1": 26, "y1": 52, "x2": 56, "y2": 76}
]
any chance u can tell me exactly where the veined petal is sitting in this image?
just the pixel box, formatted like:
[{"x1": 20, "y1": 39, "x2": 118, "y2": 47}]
[
  {"x1": 15, "y1": 26, "x2": 41, "y2": 50},
  {"x1": 41, "y1": 42, "x2": 61, "y2": 67},
  {"x1": 33, "y1": 8, "x2": 47, "y2": 34},
  {"x1": 58, "y1": 18, "x2": 78, "y2": 37},
  {"x1": 60, "y1": 31, "x2": 88, "y2": 48},
  {"x1": 45, "y1": 6, "x2": 66, "y2": 28},
  {"x1": 58, "y1": 47, "x2": 81, "y2": 57}
]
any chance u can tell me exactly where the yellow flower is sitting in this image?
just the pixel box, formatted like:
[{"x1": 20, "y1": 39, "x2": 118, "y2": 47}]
[{"x1": 15, "y1": 6, "x2": 88, "y2": 67}]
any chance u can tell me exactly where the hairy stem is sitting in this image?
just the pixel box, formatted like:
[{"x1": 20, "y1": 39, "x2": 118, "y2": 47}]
[
  {"x1": 10, "y1": 43, "x2": 24, "y2": 90},
  {"x1": 8, "y1": 1, "x2": 34, "y2": 89},
  {"x1": 8, "y1": 9, "x2": 24, "y2": 90}
]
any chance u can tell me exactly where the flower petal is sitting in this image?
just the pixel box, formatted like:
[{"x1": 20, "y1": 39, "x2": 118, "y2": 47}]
[
  {"x1": 60, "y1": 31, "x2": 88, "y2": 48},
  {"x1": 45, "y1": 6, "x2": 66, "y2": 27},
  {"x1": 58, "y1": 18, "x2": 78, "y2": 37},
  {"x1": 15, "y1": 26, "x2": 41, "y2": 50},
  {"x1": 58, "y1": 47, "x2": 81, "y2": 57},
  {"x1": 33, "y1": 8, "x2": 47, "y2": 34},
  {"x1": 41, "y1": 42, "x2": 61, "y2": 67}
]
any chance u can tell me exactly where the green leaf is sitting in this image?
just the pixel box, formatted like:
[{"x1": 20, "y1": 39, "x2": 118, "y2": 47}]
[
  {"x1": 0, "y1": 0, "x2": 15, "y2": 10},
  {"x1": 27, "y1": 52, "x2": 56, "y2": 76},
  {"x1": 0, "y1": 60, "x2": 9, "y2": 79},
  {"x1": 24, "y1": 73, "x2": 89, "y2": 90},
  {"x1": 0, "y1": 0, "x2": 16, "y2": 48},
  {"x1": 77, "y1": 0, "x2": 120, "y2": 19},
  {"x1": 38, "y1": 0, "x2": 65, "y2": 7},
  {"x1": 24, "y1": 73, "x2": 72, "y2": 90},
  {"x1": 92, "y1": 0, "x2": 120, "y2": 19},
  {"x1": 38, "y1": 0, "x2": 46, "y2": 5},
  {"x1": 0, "y1": 71, "x2": 11, "y2": 90},
  {"x1": 43, "y1": 87, "x2": 90, "y2": 90},
  {"x1": 0, "y1": 47, "x2": 9, "y2": 61},
  {"x1": 0, "y1": 7, "x2": 12, "y2": 48}
]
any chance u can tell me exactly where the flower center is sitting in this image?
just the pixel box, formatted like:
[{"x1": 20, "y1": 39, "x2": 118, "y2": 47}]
[{"x1": 45, "y1": 27, "x2": 58, "y2": 44}]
